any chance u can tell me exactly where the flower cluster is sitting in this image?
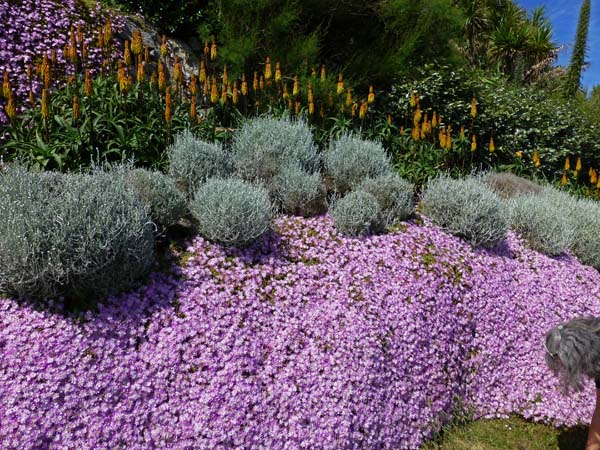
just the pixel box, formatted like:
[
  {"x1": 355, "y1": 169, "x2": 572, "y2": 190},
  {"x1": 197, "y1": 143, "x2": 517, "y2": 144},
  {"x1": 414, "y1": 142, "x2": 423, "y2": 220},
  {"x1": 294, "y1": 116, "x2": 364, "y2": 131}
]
[{"x1": 0, "y1": 215, "x2": 599, "y2": 448}]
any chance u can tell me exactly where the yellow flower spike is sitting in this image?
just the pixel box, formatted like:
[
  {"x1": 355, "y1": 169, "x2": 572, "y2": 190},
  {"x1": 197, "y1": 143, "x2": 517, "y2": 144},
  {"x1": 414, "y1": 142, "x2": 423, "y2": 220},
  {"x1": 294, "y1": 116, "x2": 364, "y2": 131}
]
[
  {"x1": 222, "y1": 65, "x2": 228, "y2": 86},
  {"x1": 359, "y1": 101, "x2": 367, "y2": 120},
  {"x1": 564, "y1": 156, "x2": 571, "y2": 171},
  {"x1": 439, "y1": 129, "x2": 446, "y2": 148},
  {"x1": 210, "y1": 77, "x2": 218, "y2": 104},
  {"x1": 132, "y1": 29, "x2": 143, "y2": 56},
  {"x1": 471, "y1": 97, "x2": 477, "y2": 118},
  {"x1": 320, "y1": 64, "x2": 326, "y2": 82},
  {"x1": 124, "y1": 40, "x2": 132, "y2": 66},
  {"x1": 137, "y1": 55, "x2": 144, "y2": 83},
  {"x1": 533, "y1": 150, "x2": 541, "y2": 167},
  {"x1": 202, "y1": 78, "x2": 209, "y2": 95},
  {"x1": 232, "y1": 80, "x2": 239, "y2": 105},
  {"x1": 199, "y1": 60, "x2": 207, "y2": 83},
  {"x1": 471, "y1": 134, "x2": 477, "y2": 152},
  {"x1": 41, "y1": 88, "x2": 49, "y2": 119},
  {"x1": 368, "y1": 85, "x2": 375, "y2": 104},
  {"x1": 264, "y1": 57, "x2": 272, "y2": 80},
  {"x1": 387, "y1": 115, "x2": 392, "y2": 125},
  {"x1": 446, "y1": 132, "x2": 452, "y2": 150},
  {"x1": 308, "y1": 101, "x2": 315, "y2": 116},
  {"x1": 574, "y1": 169, "x2": 579, "y2": 179},
  {"x1": 241, "y1": 74, "x2": 248, "y2": 96},
  {"x1": 561, "y1": 172, "x2": 568, "y2": 186},
  {"x1": 221, "y1": 82, "x2": 227, "y2": 104},
  {"x1": 103, "y1": 19, "x2": 112, "y2": 46},
  {"x1": 253, "y1": 72, "x2": 258, "y2": 91},
  {"x1": 515, "y1": 150, "x2": 523, "y2": 159},
  {"x1": 117, "y1": 61, "x2": 126, "y2": 93},
  {"x1": 459, "y1": 126, "x2": 465, "y2": 139},
  {"x1": 413, "y1": 107, "x2": 421, "y2": 127},
  {"x1": 489, "y1": 137, "x2": 495, "y2": 153},
  {"x1": 282, "y1": 83, "x2": 289, "y2": 100},
  {"x1": 158, "y1": 61, "x2": 166, "y2": 91},
  {"x1": 576, "y1": 157, "x2": 582, "y2": 171},
  {"x1": 432, "y1": 111, "x2": 438, "y2": 128},
  {"x1": 189, "y1": 74, "x2": 197, "y2": 95},
  {"x1": 210, "y1": 38, "x2": 217, "y2": 61},
  {"x1": 336, "y1": 74, "x2": 344, "y2": 95},
  {"x1": 275, "y1": 62, "x2": 281, "y2": 83},
  {"x1": 203, "y1": 41, "x2": 209, "y2": 56},
  {"x1": 28, "y1": 90, "x2": 34, "y2": 105},
  {"x1": 72, "y1": 95, "x2": 80, "y2": 120},
  {"x1": 190, "y1": 95, "x2": 197, "y2": 121},
  {"x1": 259, "y1": 75, "x2": 265, "y2": 91},
  {"x1": 592, "y1": 169, "x2": 598, "y2": 185},
  {"x1": 2, "y1": 71, "x2": 10, "y2": 99},
  {"x1": 295, "y1": 100, "x2": 301, "y2": 116},
  {"x1": 160, "y1": 35, "x2": 168, "y2": 58},
  {"x1": 412, "y1": 123, "x2": 420, "y2": 142},
  {"x1": 165, "y1": 89, "x2": 172, "y2": 123},
  {"x1": 307, "y1": 82, "x2": 313, "y2": 103},
  {"x1": 345, "y1": 89, "x2": 352, "y2": 107},
  {"x1": 69, "y1": 26, "x2": 77, "y2": 63},
  {"x1": 4, "y1": 90, "x2": 16, "y2": 120},
  {"x1": 351, "y1": 103, "x2": 358, "y2": 118},
  {"x1": 597, "y1": 177, "x2": 600, "y2": 189},
  {"x1": 410, "y1": 91, "x2": 416, "y2": 108},
  {"x1": 293, "y1": 76, "x2": 299, "y2": 96}
]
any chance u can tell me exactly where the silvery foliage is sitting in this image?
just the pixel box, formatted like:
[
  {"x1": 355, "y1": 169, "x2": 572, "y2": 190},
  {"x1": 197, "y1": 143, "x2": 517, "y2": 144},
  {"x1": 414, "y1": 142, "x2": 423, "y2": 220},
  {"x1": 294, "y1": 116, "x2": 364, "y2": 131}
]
[
  {"x1": 190, "y1": 178, "x2": 274, "y2": 247},
  {"x1": 0, "y1": 165, "x2": 155, "y2": 301},
  {"x1": 330, "y1": 190, "x2": 383, "y2": 237},
  {"x1": 126, "y1": 168, "x2": 188, "y2": 232},
  {"x1": 231, "y1": 116, "x2": 320, "y2": 183},
  {"x1": 569, "y1": 197, "x2": 600, "y2": 269},
  {"x1": 167, "y1": 129, "x2": 232, "y2": 196},
  {"x1": 507, "y1": 186, "x2": 575, "y2": 256},
  {"x1": 480, "y1": 171, "x2": 543, "y2": 199},
  {"x1": 420, "y1": 174, "x2": 509, "y2": 248},
  {"x1": 324, "y1": 133, "x2": 392, "y2": 193},
  {"x1": 270, "y1": 164, "x2": 325, "y2": 217},
  {"x1": 358, "y1": 173, "x2": 415, "y2": 228}
]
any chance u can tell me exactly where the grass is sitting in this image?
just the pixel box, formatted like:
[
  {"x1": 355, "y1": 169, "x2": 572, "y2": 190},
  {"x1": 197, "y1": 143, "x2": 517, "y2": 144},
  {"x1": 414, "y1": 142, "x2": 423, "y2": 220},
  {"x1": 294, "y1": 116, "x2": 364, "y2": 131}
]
[{"x1": 422, "y1": 417, "x2": 589, "y2": 450}]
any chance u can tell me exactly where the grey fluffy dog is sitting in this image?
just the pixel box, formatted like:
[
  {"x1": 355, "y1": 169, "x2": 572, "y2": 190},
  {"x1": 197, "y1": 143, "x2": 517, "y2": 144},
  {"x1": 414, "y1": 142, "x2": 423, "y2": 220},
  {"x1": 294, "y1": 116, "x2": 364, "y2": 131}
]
[{"x1": 544, "y1": 316, "x2": 600, "y2": 392}]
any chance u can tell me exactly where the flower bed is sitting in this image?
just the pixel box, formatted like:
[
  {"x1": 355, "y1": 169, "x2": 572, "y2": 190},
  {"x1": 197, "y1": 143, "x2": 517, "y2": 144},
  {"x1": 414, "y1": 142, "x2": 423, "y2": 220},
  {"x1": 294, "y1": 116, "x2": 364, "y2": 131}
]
[{"x1": 0, "y1": 216, "x2": 598, "y2": 448}]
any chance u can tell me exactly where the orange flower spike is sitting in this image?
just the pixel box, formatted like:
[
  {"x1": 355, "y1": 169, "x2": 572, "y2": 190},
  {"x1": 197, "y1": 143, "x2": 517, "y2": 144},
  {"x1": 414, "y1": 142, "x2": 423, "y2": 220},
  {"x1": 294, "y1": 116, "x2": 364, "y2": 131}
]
[
  {"x1": 241, "y1": 74, "x2": 248, "y2": 96},
  {"x1": 446, "y1": 131, "x2": 452, "y2": 150},
  {"x1": 174, "y1": 60, "x2": 183, "y2": 85},
  {"x1": 199, "y1": 60, "x2": 206, "y2": 83},
  {"x1": 264, "y1": 57, "x2": 272, "y2": 80},
  {"x1": 222, "y1": 65, "x2": 228, "y2": 86},
  {"x1": 471, "y1": 97, "x2": 477, "y2": 118},
  {"x1": 103, "y1": 19, "x2": 112, "y2": 46},
  {"x1": 41, "y1": 88, "x2": 49, "y2": 119},
  {"x1": 85, "y1": 69, "x2": 92, "y2": 96},
  {"x1": 307, "y1": 81, "x2": 313, "y2": 103},
  {"x1": 158, "y1": 61, "x2": 166, "y2": 91},
  {"x1": 203, "y1": 41, "x2": 209, "y2": 56},
  {"x1": 165, "y1": 89, "x2": 172, "y2": 123},
  {"x1": 359, "y1": 101, "x2": 367, "y2": 119},
  {"x1": 410, "y1": 91, "x2": 416, "y2": 108},
  {"x1": 336, "y1": 74, "x2": 344, "y2": 95},
  {"x1": 124, "y1": 40, "x2": 132, "y2": 66},
  {"x1": 210, "y1": 38, "x2": 217, "y2": 60},
  {"x1": 28, "y1": 90, "x2": 34, "y2": 105},
  {"x1": 72, "y1": 95, "x2": 80, "y2": 120},
  {"x1": 253, "y1": 72, "x2": 259, "y2": 91},
  {"x1": 232, "y1": 80, "x2": 239, "y2": 105},
  {"x1": 259, "y1": 75, "x2": 265, "y2": 91},
  {"x1": 292, "y1": 76, "x2": 299, "y2": 96},
  {"x1": 282, "y1": 83, "x2": 289, "y2": 100},
  {"x1": 432, "y1": 111, "x2": 438, "y2": 128},
  {"x1": 345, "y1": 89, "x2": 352, "y2": 107},
  {"x1": 221, "y1": 82, "x2": 227, "y2": 104},
  {"x1": 459, "y1": 126, "x2": 465, "y2": 139},
  {"x1": 489, "y1": 136, "x2": 495, "y2": 153},
  {"x1": 160, "y1": 35, "x2": 168, "y2": 58},
  {"x1": 137, "y1": 54, "x2": 144, "y2": 83},
  {"x1": 131, "y1": 29, "x2": 143, "y2": 55},
  {"x1": 295, "y1": 100, "x2": 301, "y2": 116},
  {"x1": 351, "y1": 102, "x2": 358, "y2": 118},
  {"x1": 308, "y1": 101, "x2": 314, "y2": 116},
  {"x1": 412, "y1": 123, "x2": 420, "y2": 142},
  {"x1": 210, "y1": 77, "x2": 218, "y2": 103},
  {"x1": 275, "y1": 62, "x2": 281, "y2": 83},
  {"x1": 561, "y1": 171, "x2": 568, "y2": 186},
  {"x1": 2, "y1": 71, "x2": 9, "y2": 98},
  {"x1": 190, "y1": 95, "x2": 197, "y2": 121},
  {"x1": 576, "y1": 157, "x2": 582, "y2": 171},
  {"x1": 367, "y1": 85, "x2": 375, "y2": 104},
  {"x1": 4, "y1": 91, "x2": 16, "y2": 121},
  {"x1": 189, "y1": 74, "x2": 197, "y2": 95},
  {"x1": 320, "y1": 64, "x2": 326, "y2": 82}
]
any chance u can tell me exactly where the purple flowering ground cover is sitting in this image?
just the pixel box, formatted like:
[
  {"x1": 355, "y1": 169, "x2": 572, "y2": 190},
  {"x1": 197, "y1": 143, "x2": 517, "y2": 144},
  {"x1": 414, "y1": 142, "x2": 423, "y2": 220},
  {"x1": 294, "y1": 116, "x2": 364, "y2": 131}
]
[{"x1": 1, "y1": 215, "x2": 599, "y2": 449}]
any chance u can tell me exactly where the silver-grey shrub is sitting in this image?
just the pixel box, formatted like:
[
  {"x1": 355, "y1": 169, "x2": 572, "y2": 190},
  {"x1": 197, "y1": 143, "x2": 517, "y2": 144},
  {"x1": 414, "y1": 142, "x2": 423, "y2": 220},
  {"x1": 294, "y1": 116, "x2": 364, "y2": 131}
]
[
  {"x1": 271, "y1": 164, "x2": 326, "y2": 217},
  {"x1": 232, "y1": 117, "x2": 319, "y2": 183},
  {"x1": 126, "y1": 168, "x2": 188, "y2": 231},
  {"x1": 0, "y1": 166, "x2": 155, "y2": 302},
  {"x1": 167, "y1": 129, "x2": 231, "y2": 195},
  {"x1": 569, "y1": 198, "x2": 600, "y2": 269},
  {"x1": 324, "y1": 133, "x2": 392, "y2": 193},
  {"x1": 481, "y1": 171, "x2": 543, "y2": 199},
  {"x1": 358, "y1": 173, "x2": 415, "y2": 227},
  {"x1": 190, "y1": 178, "x2": 273, "y2": 247},
  {"x1": 330, "y1": 190, "x2": 382, "y2": 237},
  {"x1": 420, "y1": 174, "x2": 509, "y2": 247},
  {"x1": 507, "y1": 187, "x2": 575, "y2": 256}
]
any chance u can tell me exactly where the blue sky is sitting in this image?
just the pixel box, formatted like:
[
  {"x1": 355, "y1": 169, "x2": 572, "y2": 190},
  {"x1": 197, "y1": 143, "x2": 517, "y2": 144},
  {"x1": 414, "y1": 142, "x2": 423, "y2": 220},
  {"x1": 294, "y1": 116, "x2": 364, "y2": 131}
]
[{"x1": 516, "y1": 0, "x2": 599, "y2": 91}]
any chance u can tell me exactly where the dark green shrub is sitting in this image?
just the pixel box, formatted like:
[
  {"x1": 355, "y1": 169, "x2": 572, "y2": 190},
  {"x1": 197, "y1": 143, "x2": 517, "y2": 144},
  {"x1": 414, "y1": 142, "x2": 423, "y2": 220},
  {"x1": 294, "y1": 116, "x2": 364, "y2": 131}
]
[
  {"x1": 481, "y1": 172, "x2": 543, "y2": 199},
  {"x1": 358, "y1": 173, "x2": 414, "y2": 227},
  {"x1": 232, "y1": 117, "x2": 319, "y2": 183},
  {"x1": 420, "y1": 174, "x2": 509, "y2": 247},
  {"x1": 0, "y1": 166, "x2": 155, "y2": 304},
  {"x1": 190, "y1": 178, "x2": 273, "y2": 247},
  {"x1": 271, "y1": 164, "x2": 326, "y2": 217},
  {"x1": 324, "y1": 134, "x2": 392, "y2": 194},
  {"x1": 330, "y1": 190, "x2": 382, "y2": 237},
  {"x1": 167, "y1": 130, "x2": 232, "y2": 196},
  {"x1": 126, "y1": 168, "x2": 188, "y2": 231}
]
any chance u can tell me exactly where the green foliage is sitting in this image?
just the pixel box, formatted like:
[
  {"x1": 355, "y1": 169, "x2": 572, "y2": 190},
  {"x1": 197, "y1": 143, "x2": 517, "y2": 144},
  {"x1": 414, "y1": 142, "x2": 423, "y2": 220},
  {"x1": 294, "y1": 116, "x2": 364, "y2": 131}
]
[
  {"x1": 0, "y1": 165, "x2": 155, "y2": 304},
  {"x1": 330, "y1": 190, "x2": 382, "y2": 237},
  {"x1": 507, "y1": 188, "x2": 574, "y2": 256},
  {"x1": 569, "y1": 197, "x2": 600, "y2": 270},
  {"x1": 125, "y1": 168, "x2": 188, "y2": 231},
  {"x1": 564, "y1": 0, "x2": 591, "y2": 97},
  {"x1": 190, "y1": 178, "x2": 273, "y2": 247},
  {"x1": 2, "y1": 73, "x2": 207, "y2": 172},
  {"x1": 481, "y1": 171, "x2": 543, "y2": 199},
  {"x1": 167, "y1": 130, "x2": 232, "y2": 196},
  {"x1": 232, "y1": 116, "x2": 319, "y2": 183},
  {"x1": 358, "y1": 173, "x2": 415, "y2": 227},
  {"x1": 271, "y1": 164, "x2": 326, "y2": 217},
  {"x1": 420, "y1": 173, "x2": 509, "y2": 247},
  {"x1": 324, "y1": 133, "x2": 392, "y2": 194}
]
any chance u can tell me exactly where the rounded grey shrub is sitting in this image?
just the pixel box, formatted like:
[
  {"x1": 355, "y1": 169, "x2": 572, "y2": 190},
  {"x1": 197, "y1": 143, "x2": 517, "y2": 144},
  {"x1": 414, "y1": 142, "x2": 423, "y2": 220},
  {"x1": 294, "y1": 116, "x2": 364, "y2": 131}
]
[
  {"x1": 420, "y1": 174, "x2": 509, "y2": 247},
  {"x1": 0, "y1": 166, "x2": 155, "y2": 302},
  {"x1": 324, "y1": 133, "x2": 392, "y2": 193},
  {"x1": 232, "y1": 116, "x2": 319, "y2": 182},
  {"x1": 507, "y1": 187, "x2": 575, "y2": 256},
  {"x1": 167, "y1": 129, "x2": 231, "y2": 195},
  {"x1": 481, "y1": 171, "x2": 543, "y2": 199},
  {"x1": 569, "y1": 198, "x2": 600, "y2": 269},
  {"x1": 330, "y1": 190, "x2": 382, "y2": 237},
  {"x1": 190, "y1": 178, "x2": 273, "y2": 247},
  {"x1": 126, "y1": 168, "x2": 188, "y2": 231},
  {"x1": 358, "y1": 173, "x2": 415, "y2": 227},
  {"x1": 271, "y1": 164, "x2": 326, "y2": 217}
]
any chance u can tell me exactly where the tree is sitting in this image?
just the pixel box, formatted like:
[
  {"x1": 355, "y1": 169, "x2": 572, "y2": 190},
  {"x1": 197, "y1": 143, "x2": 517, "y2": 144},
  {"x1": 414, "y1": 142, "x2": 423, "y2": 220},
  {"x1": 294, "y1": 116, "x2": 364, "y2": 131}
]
[{"x1": 564, "y1": 0, "x2": 591, "y2": 97}]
